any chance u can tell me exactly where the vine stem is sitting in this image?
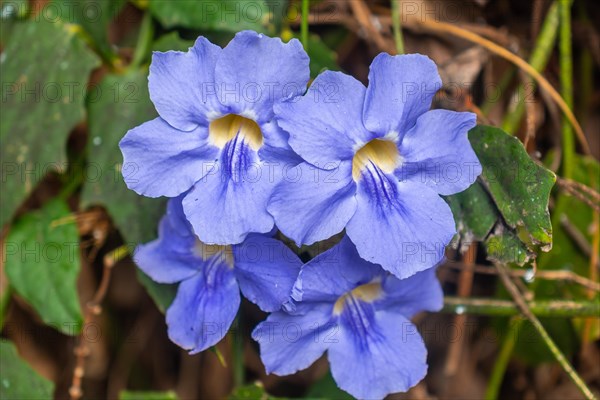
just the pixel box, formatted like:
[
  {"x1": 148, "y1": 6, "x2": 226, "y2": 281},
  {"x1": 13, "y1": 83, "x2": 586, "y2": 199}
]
[
  {"x1": 559, "y1": 0, "x2": 575, "y2": 179},
  {"x1": 129, "y1": 12, "x2": 155, "y2": 71},
  {"x1": 301, "y1": 0, "x2": 309, "y2": 50},
  {"x1": 391, "y1": 0, "x2": 405, "y2": 54},
  {"x1": 442, "y1": 297, "x2": 600, "y2": 318},
  {"x1": 502, "y1": 1, "x2": 559, "y2": 134}
]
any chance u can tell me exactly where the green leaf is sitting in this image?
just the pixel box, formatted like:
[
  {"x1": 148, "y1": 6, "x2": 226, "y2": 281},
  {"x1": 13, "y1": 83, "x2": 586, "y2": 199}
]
[
  {"x1": 80, "y1": 69, "x2": 166, "y2": 246},
  {"x1": 469, "y1": 125, "x2": 555, "y2": 251},
  {"x1": 152, "y1": 32, "x2": 194, "y2": 53},
  {"x1": 49, "y1": 0, "x2": 126, "y2": 59},
  {"x1": 4, "y1": 199, "x2": 82, "y2": 334},
  {"x1": 148, "y1": 0, "x2": 270, "y2": 32},
  {"x1": 449, "y1": 126, "x2": 556, "y2": 265},
  {"x1": 305, "y1": 34, "x2": 339, "y2": 77},
  {"x1": 119, "y1": 390, "x2": 178, "y2": 400},
  {"x1": 485, "y1": 228, "x2": 529, "y2": 265},
  {"x1": 0, "y1": 19, "x2": 100, "y2": 227},
  {"x1": 0, "y1": 340, "x2": 54, "y2": 399},
  {"x1": 229, "y1": 383, "x2": 285, "y2": 400},
  {"x1": 445, "y1": 181, "x2": 496, "y2": 241}
]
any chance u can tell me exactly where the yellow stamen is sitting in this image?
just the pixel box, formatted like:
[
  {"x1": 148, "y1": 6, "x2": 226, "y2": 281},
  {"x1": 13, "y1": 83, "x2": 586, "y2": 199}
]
[
  {"x1": 208, "y1": 114, "x2": 263, "y2": 150},
  {"x1": 351, "y1": 139, "x2": 400, "y2": 181},
  {"x1": 333, "y1": 281, "x2": 382, "y2": 315},
  {"x1": 194, "y1": 241, "x2": 234, "y2": 268}
]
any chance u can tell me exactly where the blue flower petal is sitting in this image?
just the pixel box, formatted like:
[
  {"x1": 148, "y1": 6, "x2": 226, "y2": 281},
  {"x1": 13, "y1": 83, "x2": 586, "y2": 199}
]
[
  {"x1": 329, "y1": 307, "x2": 428, "y2": 399},
  {"x1": 257, "y1": 120, "x2": 304, "y2": 171},
  {"x1": 215, "y1": 31, "x2": 309, "y2": 121},
  {"x1": 378, "y1": 267, "x2": 444, "y2": 318},
  {"x1": 346, "y1": 170, "x2": 455, "y2": 279},
  {"x1": 182, "y1": 137, "x2": 274, "y2": 244},
  {"x1": 293, "y1": 236, "x2": 381, "y2": 304},
  {"x1": 166, "y1": 256, "x2": 239, "y2": 354},
  {"x1": 252, "y1": 303, "x2": 336, "y2": 375},
  {"x1": 233, "y1": 235, "x2": 302, "y2": 312},
  {"x1": 396, "y1": 109, "x2": 481, "y2": 195},
  {"x1": 133, "y1": 197, "x2": 199, "y2": 283},
  {"x1": 149, "y1": 37, "x2": 223, "y2": 131},
  {"x1": 268, "y1": 161, "x2": 357, "y2": 246},
  {"x1": 163, "y1": 192, "x2": 195, "y2": 237},
  {"x1": 258, "y1": 120, "x2": 293, "y2": 152},
  {"x1": 362, "y1": 53, "x2": 441, "y2": 137},
  {"x1": 275, "y1": 71, "x2": 373, "y2": 168},
  {"x1": 119, "y1": 117, "x2": 218, "y2": 198}
]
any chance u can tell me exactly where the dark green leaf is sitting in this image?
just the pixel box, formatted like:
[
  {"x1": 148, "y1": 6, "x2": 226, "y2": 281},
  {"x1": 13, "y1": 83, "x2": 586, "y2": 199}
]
[
  {"x1": 485, "y1": 228, "x2": 529, "y2": 265},
  {"x1": 448, "y1": 126, "x2": 556, "y2": 264},
  {"x1": 4, "y1": 199, "x2": 82, "y2": 334},
  {"x1": 445, "y1": 181, "x2": 497, "y2": 241},
  {"x1": 80, "y1": 69, "x2": 166, "y2": 246},
  {"x1": 49, "y1": 0, "x2": 126, "y2": 59},
  {"x1": 469, "y1": 125, "x2": 555, "y2": 251},
  {"x1": 0, "y1": 19, "x2": 100, "y2": 227},
  {"x1": 148, "y1": 0, "x2": 270, "y2": 32},
  {"x1": 0, "y1": 340, "x2": 54, "y2": 399}
]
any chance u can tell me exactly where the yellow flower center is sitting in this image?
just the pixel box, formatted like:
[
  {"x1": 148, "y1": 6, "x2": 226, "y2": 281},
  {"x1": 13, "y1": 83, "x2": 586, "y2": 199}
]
[
  {"x1": 194, "y1": 240, "x2": 234, "y2": 268},
  {"x1": 351, "y1": 139, "x2": 400, "y2": 181},
  {"x1": 208, "y1": 114, "x2": 263, "y2": 150},
  {"x1": 333, "y1": 281, "x2": 382, "y2": 315}
]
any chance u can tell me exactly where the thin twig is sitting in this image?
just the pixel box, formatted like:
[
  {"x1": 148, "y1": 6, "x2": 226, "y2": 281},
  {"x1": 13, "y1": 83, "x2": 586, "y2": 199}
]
[
  {"x1": 445, "y1": 244, "x2": 476, "y2": 376},
  {"x1": 403, "y1": 15, "x2": 592, "y2": 156},
  {"x1": 495, "y1": 263, "x2": 596, "y2": 400},
  {"x1": 69, "y1": 245, "x2": 129, "y2": 400},
  {"x1": 443, "y1": 262, "x2": 600, "y2": 292},
  {"x1": 557, "y1": 179, "x2": 600, "y2": 212},
  {"x1": 557, "y1": 177, "x2": 600, "y2": 202},
  {"x1": 349, "y1": 0, "x2": 396, "y2": 54}
]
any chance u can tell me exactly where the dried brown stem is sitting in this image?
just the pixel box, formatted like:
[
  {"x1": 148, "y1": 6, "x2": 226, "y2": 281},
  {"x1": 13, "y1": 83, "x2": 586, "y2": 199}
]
[
  {"x1": 69, "y1": 245, "x2": 129, "y2": 400},
  {"x1": 443, "y1": 261, "x2": 600, "y2": 292}
]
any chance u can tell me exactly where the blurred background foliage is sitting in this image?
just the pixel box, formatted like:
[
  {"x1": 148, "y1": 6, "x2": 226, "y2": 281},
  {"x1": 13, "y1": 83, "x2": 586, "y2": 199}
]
[{"x1": 0, "y1": 0, "x2": 599, "y2": 399}]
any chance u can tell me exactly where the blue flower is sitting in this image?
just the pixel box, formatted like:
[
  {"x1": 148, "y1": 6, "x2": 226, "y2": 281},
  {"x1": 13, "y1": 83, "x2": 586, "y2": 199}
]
[
  {"x1": 120, "y1": 31, "x2": 309, "y2": 245},
  {"x1": 135, "y1": 197, "x2": 302, "y2": 354},
  {"x1": 268, "y1": 53, "x2": 481, "y2": 278},
  {"x1": 252, "y1": 236, "x2": 443, "y2": 399}
]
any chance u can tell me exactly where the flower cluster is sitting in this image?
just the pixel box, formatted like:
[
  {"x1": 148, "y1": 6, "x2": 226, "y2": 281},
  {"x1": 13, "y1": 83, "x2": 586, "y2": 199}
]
[{"x1": 121, "y1": 31, "x2": 480, "y2": 399}]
